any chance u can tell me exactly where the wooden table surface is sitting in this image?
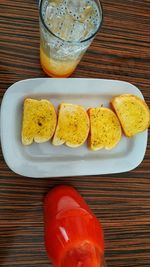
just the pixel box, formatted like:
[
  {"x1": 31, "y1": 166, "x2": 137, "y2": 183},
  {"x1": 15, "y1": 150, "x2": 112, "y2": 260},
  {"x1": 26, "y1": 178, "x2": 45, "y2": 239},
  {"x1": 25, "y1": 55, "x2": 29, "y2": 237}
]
[{"x1": 0, "y1": 0, "x2": 150, "y2": 266}]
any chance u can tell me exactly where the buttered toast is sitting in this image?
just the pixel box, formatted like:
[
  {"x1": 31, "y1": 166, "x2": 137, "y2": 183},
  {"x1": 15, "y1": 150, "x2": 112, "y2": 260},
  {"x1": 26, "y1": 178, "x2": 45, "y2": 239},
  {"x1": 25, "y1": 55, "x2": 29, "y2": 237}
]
[
  {"x1": 111, "y1": 94, "x2": 150, "y2": 137},
  {"x1": 22, "y1": 98, "x2": 57, "y2": 145},
  {"x1": 21, "y1": 93, "x2": 149, "y2": 149},
  {"x1": 52, "y1": 103, "x2": 90, "y2": 147},
  {"x1": 88, "y1": 107, "x2": 122, "y2": 150}
]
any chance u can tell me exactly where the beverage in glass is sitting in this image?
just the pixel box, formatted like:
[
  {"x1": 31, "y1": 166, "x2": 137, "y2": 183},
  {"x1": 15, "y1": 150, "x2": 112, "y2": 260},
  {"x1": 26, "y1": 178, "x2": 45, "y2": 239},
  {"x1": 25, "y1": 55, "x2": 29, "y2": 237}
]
[{"x1": 39, "y1": 0, "x2": 103, "y2": 77}]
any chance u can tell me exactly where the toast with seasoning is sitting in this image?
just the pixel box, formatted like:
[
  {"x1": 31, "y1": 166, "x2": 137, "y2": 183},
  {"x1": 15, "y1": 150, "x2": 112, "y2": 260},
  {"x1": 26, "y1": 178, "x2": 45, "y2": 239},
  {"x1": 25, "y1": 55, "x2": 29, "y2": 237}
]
[
  {"x1": 52, "y1": 103, "x2": 90, "y2": 147},
  {"x1": 111, "y1": 94, "x2": 150, "y2": 137},
  {"x1": 88, "y1": 107, "x2": 122, "y2": 150},
  {"x1": 22, "y1": 98, "x2": 57, "y2": 145}
]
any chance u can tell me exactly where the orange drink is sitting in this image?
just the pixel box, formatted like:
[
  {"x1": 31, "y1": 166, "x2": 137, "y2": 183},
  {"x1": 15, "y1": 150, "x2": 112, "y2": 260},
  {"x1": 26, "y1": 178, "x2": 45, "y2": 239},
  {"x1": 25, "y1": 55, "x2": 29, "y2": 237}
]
[
  {"x1": 40, "y1": 45, "x2": 80, "y2": 78},
  {"x1": 39, "y1": 0, "x2": 103, "y2": 78}
]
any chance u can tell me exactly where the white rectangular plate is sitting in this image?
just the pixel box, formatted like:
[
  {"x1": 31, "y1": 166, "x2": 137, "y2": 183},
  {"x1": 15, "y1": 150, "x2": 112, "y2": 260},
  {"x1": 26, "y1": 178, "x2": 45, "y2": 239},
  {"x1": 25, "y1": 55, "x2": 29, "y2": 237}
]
[{"x1": 0, "y1": 78, "x2": 148, "y2": 178}]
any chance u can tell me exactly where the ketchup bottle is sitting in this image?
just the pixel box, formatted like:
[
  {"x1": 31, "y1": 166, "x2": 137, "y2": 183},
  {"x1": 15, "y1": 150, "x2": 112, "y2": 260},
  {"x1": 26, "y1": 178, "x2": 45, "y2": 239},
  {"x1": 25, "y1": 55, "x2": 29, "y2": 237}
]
[{"x1": 44, "y1": 186, "x2": 105, "y2": 267}]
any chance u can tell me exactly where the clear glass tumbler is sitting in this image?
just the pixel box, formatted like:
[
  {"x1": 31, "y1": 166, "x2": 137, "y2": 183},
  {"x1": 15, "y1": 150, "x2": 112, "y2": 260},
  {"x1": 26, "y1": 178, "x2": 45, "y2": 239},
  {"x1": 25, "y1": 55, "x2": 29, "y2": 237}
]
[{"x1": 39, "y1": 0, "x2": 103, "y2": 77}]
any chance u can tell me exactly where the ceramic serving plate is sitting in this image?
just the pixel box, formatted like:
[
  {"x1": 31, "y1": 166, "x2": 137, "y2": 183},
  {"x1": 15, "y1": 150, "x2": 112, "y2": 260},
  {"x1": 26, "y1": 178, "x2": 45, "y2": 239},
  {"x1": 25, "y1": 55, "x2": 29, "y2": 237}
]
[{"x1": 0, "y1": 78, "x2": 148, "y2": 178}]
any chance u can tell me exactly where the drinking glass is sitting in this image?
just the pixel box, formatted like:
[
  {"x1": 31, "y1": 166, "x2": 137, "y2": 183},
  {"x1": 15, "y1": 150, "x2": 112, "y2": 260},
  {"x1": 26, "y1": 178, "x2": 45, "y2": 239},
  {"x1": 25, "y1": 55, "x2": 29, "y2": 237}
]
[{"x1": 39, "y1": 0, "x2": 103, "y2": 77}]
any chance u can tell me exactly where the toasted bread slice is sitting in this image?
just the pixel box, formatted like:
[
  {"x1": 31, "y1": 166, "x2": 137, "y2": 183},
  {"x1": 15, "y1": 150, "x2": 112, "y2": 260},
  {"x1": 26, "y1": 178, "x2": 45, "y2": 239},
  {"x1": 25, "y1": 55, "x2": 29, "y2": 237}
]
[
  {"x1": 88, "y1": 107, "x2": 122, "y2": 150},
  {"x1": 52, "y1": 103, "x2": 89, "y2": 147},
  {"x1": 22, "y1": 98, "x2": 56, "y2": 145},
  {"x1": 111, "y1": 94, "x2": 150, "y2": 137}
]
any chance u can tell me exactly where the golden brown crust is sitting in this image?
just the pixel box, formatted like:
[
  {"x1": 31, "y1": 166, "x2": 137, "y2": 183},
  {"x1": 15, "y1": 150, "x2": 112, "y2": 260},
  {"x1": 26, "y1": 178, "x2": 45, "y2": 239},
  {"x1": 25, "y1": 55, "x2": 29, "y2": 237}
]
[{"x1": 111, "y1": 94, "x2": 150, "y2": 137}]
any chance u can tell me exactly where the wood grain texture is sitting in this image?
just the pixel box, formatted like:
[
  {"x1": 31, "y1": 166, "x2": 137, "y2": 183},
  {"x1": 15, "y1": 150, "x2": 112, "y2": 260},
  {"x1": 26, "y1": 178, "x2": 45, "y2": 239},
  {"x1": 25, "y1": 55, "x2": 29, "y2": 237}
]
[{"x1": 0, "y1": 0, "x2": 150, "y2": 266}]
